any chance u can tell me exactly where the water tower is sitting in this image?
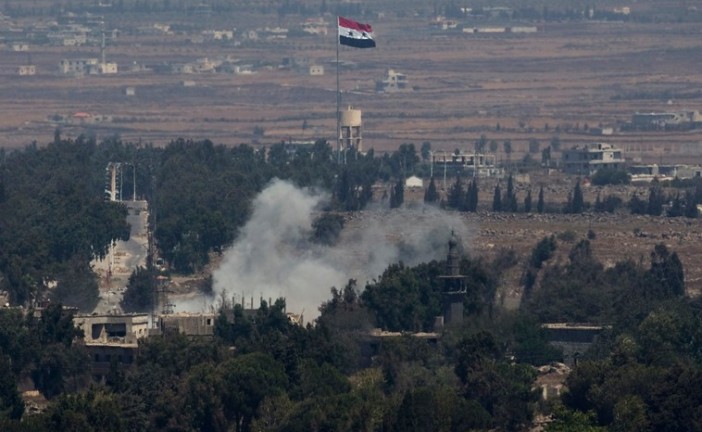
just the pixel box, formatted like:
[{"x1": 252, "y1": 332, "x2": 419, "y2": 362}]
[{"x1": 339, "y1": 106, "x2": 363, "y2": 153}]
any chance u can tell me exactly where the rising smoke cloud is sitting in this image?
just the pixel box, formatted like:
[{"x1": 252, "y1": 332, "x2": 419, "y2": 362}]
[{"x1": 208, "y1": 178, "x2": 474, "y2": 319}]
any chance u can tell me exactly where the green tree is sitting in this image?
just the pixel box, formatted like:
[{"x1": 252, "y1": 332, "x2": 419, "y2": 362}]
[
  {"x1": 455, "y1": 331, "x2": 538, "y2": 430},
  {"x1": 628, "y1": 193, "x2": 647, "y2": 215},
  {"x1": 567, "y1": 180, "x2": 585, "y2": 213},
  {"x1": 666, "y1": 193, "x2": 684, "y2": 217},
  {"x1": 311, "y1": 213, "x2": 345, "y2": 245},
  {"x1": 591, "y1": 168, "x2": 630, "y2": 186},
  {"x1": 528, "y1": 236, "x2": 557, "y2": 270},
  {"x1": 447, "y1": 176, "x2": 465, "y2": 210},
  {"x1": 524, "y1": 189, "x2": 532, "y2": 213},
  {"x1": 121, "y1": 266, "x2": 156, "y2": 313},
  {"x1": 503, "y1": 140, "x2": 513, "y2": 166},
  {"x1": 0, "y1": 354, "x2": 23, "y2": 419},
  {"x1": 467, "y1": 179, "x2": 479, "y2": 212},
  {"x1": 218, "y1": 352, "x2": 288, "y2": 432},
  {"x1": 504, "y1": 174, "x2": 518, "y2": 212},
  {"x1": 684, "y1": 191, "x2": 699, "y2": 218},
  {"x1": 546, "y1": 404, "x2": 605, "y2": 432},
  {"x1": 646, "y1": 244, "x2": 685, "y2": 298},
  {"x1": 492, "y1": 184, "x2": 502, "y2": 212},
  {"x1": 38, "y1": 389, "x2": 126, "y2": 432},
  {"x1": 594, "y1": 193, "x2": 623, "y2": 213},
  {"x1": 361, "y1": 261, "x2": 444, "y2": 332},
  {"x1": 389, "y1": 178, "x2": 404, "y2": 209},
  {"x1": 420, "y1": 141, "x2": 431, "y2": 161},
  {"x1": 647, "y1": 180, "x2": 664, "y2": 216},
  {"x1": 550, "y1": 136, "x2": 561, "y2": 152},
  {"x1": 424, "y1": 177, "x2": 440, "y2": 204},
  {"x1": 541, "y1": 146, "x2": 551, "y2": 165},
  {"x1": 475, "y1": 134, "x2": 488, "y2": 153}
]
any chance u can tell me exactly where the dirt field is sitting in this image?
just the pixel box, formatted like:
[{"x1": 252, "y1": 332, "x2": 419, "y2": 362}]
[
  {"x1": 389, "y1": 176, "x2": 702, "y2": 300},
  {"x1": 1, "y1": 12, "x2": 702, "y2": 164}
]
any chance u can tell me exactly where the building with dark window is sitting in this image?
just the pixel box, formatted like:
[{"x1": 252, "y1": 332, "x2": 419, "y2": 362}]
[{"x1": 562, "y1": 142, "x2": 624, "y2": 175}]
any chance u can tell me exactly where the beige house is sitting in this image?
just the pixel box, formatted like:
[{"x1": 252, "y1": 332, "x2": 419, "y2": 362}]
[
  {"x1": 309, "y1": 64, "x2": 324, "y2": 76},
  {"x1": 73, "y1": 313, "x2": 150, "y2": 345},
  {"x1": 562, "y1": 143, "x2": 625, "y2": 175},
  {"x1": 18, "y1": 65, "x2": 36, "y2": 76}
]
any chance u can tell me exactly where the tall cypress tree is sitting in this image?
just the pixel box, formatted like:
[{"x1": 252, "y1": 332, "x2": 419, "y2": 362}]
[
  {"x1": 666, "y1": 193, "x2": 683, "y2": 217},
  {"x1": 504, "y1": 173, "x2": 518, "y2": 212},
  {"x1": 424, "y1": 176, "x2": 439, "y2": 204},
  {"x1": 492, "y1": 184, "x2": 502, "y2": 212},
  {"x1": 647, "y1": 181, "x2": 664, "y2": 216},
  {"x1": 684, "y1": 191, "x2": 698, "y2": 218},
  {"x1": 571, "y1": 180, "x2": 584, "y2": 213},
  {"x1": 390, "y1": 178, "x2": 404, "y2": 209},
  {"x1": 468, "y1": 179, "x2": 479, "y2": 212},
  {"x1": 447, "y1": 175, "x2": 465, "y2": 210},
  {"x1": 524, "y1": 189, "x2": 532, "y2": 213},
  {"x1": 537, "y1": 186, "x2": 545, "y2": 213}
]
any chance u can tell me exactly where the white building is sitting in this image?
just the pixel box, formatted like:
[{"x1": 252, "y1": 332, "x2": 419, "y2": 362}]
[
  {"x1": 431, "y1": 152, "x2": 504, "y2": 178},
  {"x1": 562, "y1": 143, "x2": 625, "y2": 175},
  {"x1": 405, "y1": 176, "x2": 423, "y2": 189},
  {"x1": 509, "y1": 26, "x2": 538, "y2": 33},
  {"x1": 59, "y1": 58, "x2": 98, "y2": 74},
  {"x1": 91, "y1": 62, "x2": 118, "y2": 74},
  {"x1": 309, "y1": 64, "x2": 324, "y2": 76},
  {"x1": 17, "y1": 65, "x2": 36, "y2": 76},
  {"x1": 11, "y1": 43, "x2": 29, "y2": 52},
  {"x1": 302, "y1": 18, "x2": 329, "y2": 35},
  {"x1": 59, "y1": 58, "x2": 117, "y2": 75},
  {"x1": 202, "y1": 30, "x2": 234, "y2": 41},
  {"x1": 631, "y1": 111, "x2": 702, "y2": 128},
  {"x1": 376, "y1": 69, "x2": 410, "y2": 92}
]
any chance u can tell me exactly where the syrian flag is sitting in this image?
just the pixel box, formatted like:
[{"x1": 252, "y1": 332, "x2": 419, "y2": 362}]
[{"x1": 338, "y1": 16, "x2": 376, "y2": 48}]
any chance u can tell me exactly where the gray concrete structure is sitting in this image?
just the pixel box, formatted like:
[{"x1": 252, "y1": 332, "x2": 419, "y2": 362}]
[
  {"x1": 156, "y1": 313, "x2": 215, "y2": 337},
  {"x1": 562, "y1": 142, "x2": 624, "y2": 176},
  {"x1": 74, "y1": 313, "x2": 150, "y2": 345}
]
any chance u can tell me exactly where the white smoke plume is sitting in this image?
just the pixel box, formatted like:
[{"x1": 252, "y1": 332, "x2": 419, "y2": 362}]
[{"x1": 209, "y1": 178, "x2": 474, "y2": 319}]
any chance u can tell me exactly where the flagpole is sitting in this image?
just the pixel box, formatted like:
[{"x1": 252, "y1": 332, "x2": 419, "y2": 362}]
[{"x1": 336, "y1": 16, "x2": 341, "y2": 164}]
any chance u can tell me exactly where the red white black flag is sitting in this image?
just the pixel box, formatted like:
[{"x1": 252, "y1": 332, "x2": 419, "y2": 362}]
[{"x1": 338, "y1": 16, "x2": 376, "y2": 48}]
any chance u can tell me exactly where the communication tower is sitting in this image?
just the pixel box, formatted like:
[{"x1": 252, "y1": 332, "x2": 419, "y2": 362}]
[{"x1": 104, "y1": 162, "x2": 122, "y2": 202}]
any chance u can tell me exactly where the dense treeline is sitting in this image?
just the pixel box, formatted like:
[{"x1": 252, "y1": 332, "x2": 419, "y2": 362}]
[
  {"x1": 1, "y1": 231, "x2": 700, "y2": 430},
  {"x1": 3, "y1": 135, "x2": 702, "y2": 430},
  {"x1": 0, "y1": 137, "x2": 130, "y2": 309},
  {"x1": 0, "y1": 304, "x2": 87, "y2": 420},
  {"x1": 517, "y1": 235, "x2": 702, "y2": 431},
  {"x1": 0, "y1": 136, "x2": 418, "y2": 304},
  {"x1": 0, "y1": 288, "x2": 555, "y2": 431}
]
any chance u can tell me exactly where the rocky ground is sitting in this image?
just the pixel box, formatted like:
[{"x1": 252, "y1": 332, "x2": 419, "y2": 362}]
[{"x1": 342, "y1": 204, "x2": 702, "y2": 312}]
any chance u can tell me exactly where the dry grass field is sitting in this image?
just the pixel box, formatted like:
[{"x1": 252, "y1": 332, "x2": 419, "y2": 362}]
[{"x1": 1, "y1": 11, "x2": 702, "y2": 164}]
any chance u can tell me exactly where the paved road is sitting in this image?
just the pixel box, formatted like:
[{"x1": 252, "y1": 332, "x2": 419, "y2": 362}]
[{"x1": 92, "y1": 200, "x2": 149, "y2": 315}]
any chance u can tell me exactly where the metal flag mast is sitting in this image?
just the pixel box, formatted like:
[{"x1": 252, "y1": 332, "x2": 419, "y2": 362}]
[
  {"x1": 336, "y1": 16, "x2": 341, "y2": 164},
  {"x1": 335, "y1": 16, "x2": 375, "y2": 164}
]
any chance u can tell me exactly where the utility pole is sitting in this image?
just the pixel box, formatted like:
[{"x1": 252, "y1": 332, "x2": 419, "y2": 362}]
[{"x1": 133, "y1": 162, "x2": 136, "y2": 201}]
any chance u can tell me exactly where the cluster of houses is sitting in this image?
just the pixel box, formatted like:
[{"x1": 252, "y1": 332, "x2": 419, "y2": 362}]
[
  {"x1": 2, "y1": 10, "x2": 334, "y2": 77},
  {"x1": 426, "y1": 141, "x2": 701, "y2": 182}
]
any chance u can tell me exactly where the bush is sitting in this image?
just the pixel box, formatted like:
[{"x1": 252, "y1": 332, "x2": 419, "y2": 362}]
[
  {"x1": 595, "y1": 194, "x2": 624, "y2": 213},
  {"x1": 591, "y1": 168, "x2": 630, "y2": 186},
  {"x1": 311, "y1": 213, "x2": 345, "y2": 246},
  {"x1": 557, "y1": 230, "x2": 577, "y2": 243}
]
